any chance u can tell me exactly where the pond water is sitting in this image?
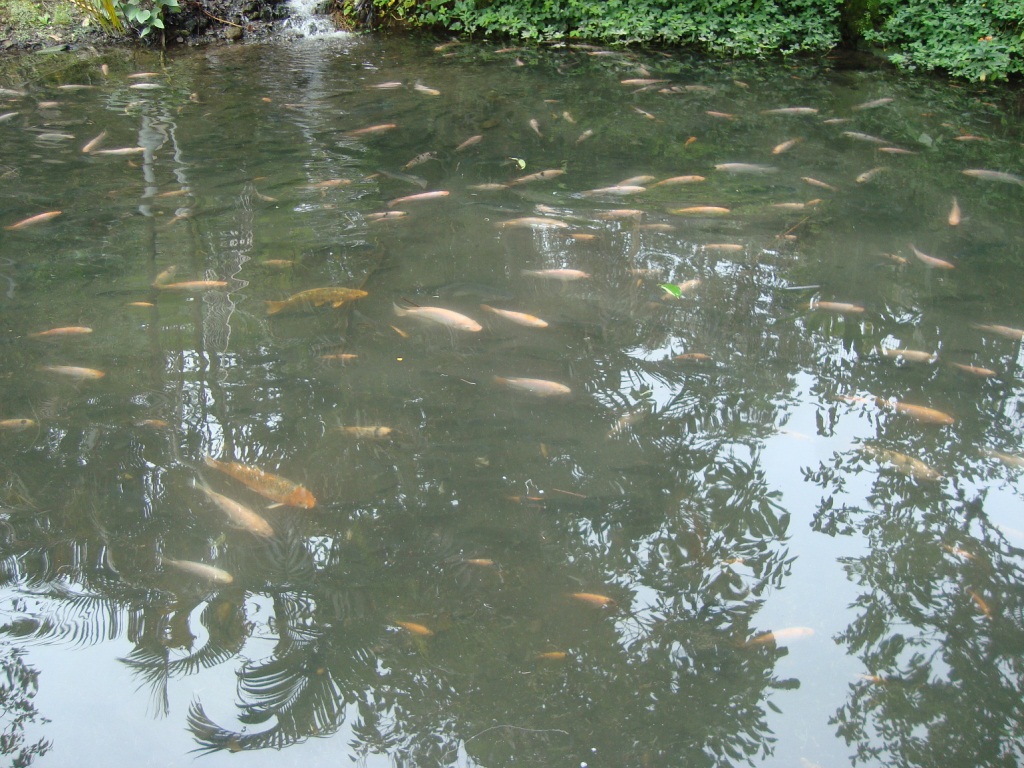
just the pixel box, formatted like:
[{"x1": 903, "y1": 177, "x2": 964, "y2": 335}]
[{"x1": 1, "y1": 32, "x2": 1023, "y2": 768}]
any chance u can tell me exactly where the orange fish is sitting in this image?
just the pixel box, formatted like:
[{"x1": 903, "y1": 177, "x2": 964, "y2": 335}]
[
  {"x1": 535, "y1": 651, "x2": 568, "y2": 661},
  {"x1": 967, "y1": 590, "x2": 992, "y2": 618},
  {"x1": 877, "y1": 399, "x2": 955, "y2": 426},
  {"x1": 650, "y1": 175, "x2": 705, "y2": 187},
  {"x1": 910, "y1": 244, "x2": 954, "y2": 270},
  {"x1": 27, "y1": 326, "x2": 92, "y2": 339},
  {"x1": 0, "y1": 418, "x2": 35, "y2": 431},
  {"x1": 671, "y1": 206, "x2": 730, "y2": 215},
  {"x1": 974, "y1": 324, "x2": 1024, "y2": 341},
  {"x1": 464, "y1": 558, "x2": 496, "y2": 567},
  {"x1": 40, "y1": 365, "x2": 104, "y2": 380},
  {"x1": 387, "y1": 190, "x2": 449, "y2": 208},
  {"x1": 569, "y1": 592, "x2": 616, "y2": 607},
  {"x1": 454, "y1": 134, "x2": 483, "y2": 152},
  {"x1": 203, "y1": 455, "x2": 316, "y2": 508},
  {"x1": 810, "y1": 301, "x2": 865, "y2": 314},
  {"x1": 336, "y1": 426, "x2": 394, "y2": 439},
  {"x1": 950, "y1": 362, "x2": 995, "y2": 377},
  {"x1": 744, "y1": 626, "x2": 814, "y2": 646},
  {"x1": 772, "y1": 138, "x2": 801, "y2": 154},
  {"x1": 494, "y1": 376, "x2": 571, "y2": 397},
  {"x1": 480, "y1": 304, "x2": 549, "y2": 328},
  {"x1": 394, "y1": 621, "x2": 434, "y2": 636},
  {"x1": 197, "y1": 485, "x2": 275, "y2": 539},
  {"x1": 948, "y1": 197, "x2": 961, "y2": 226},
  {"x1": 345, "y1": 123, "x2": 397, "y2": 136},
  {"x1": 5, "y1": 211, "x2": 62, "y2": 230},
  {"x1": 157, "y1": 281, "x2": 229, "y2": 292},
  {"x1": 675, "y1": 353, "x2": 711, "y2": 362}
]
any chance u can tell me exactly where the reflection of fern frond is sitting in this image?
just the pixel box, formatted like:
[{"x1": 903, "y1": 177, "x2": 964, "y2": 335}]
[
  {"x1": 65, "y1": 0, "x2": 126, "y2": 32},
  {"x1": 6, "y1": 586, "x2": 135, "y2": 648},
  {"x1": 187, "y1": 701, "x2": 293, "y2": 754}
]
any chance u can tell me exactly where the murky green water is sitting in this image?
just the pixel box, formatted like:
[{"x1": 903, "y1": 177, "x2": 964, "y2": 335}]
[{"x1": 1, "y1": 34, "x2": 1023, "y2": 768}]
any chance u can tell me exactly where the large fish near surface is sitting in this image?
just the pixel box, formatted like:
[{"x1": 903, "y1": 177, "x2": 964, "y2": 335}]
[
  {"x1": 494, "y1": 376, "x2": 571, "y2": 396},
  {"x1": 876, "y1": 398, "x2": 955, "y2": 426},
  {"x1": 203, "y1": 455, "x2": 317, "y2": 508},
  {"x1": 962, "y1": 169, "x2": 1024, "y2": 186},
  {"x1": 393, "y1": 303, "x2": 482, "y2": 332},
  {"x1": 196, "y1": 484, "x2": 275, "y2": 538},
  {"x1": 266, "y1": 287, "x2": 367, "y2": 315}
]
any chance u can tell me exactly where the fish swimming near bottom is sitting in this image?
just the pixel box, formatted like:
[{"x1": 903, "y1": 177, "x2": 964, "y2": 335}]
[
  {"x1": 480, "y1": 304, "x2": 549, "y2": 328},
  {"x1": 159, "y1": 556, "x2": 234, "y2": 585},
  {"x1": 861, "y1": 444, "x2": 943, "y2": 482},
  {"x1": 876, "y1": 398, "x2": 955, "y2": 425},
  {"x1": 203, "y1": 455, "x2": 317, "y2": 508},
  {"x1": 266, "y1": 287, "x2": 367, "y2": 315},
  {"x1": 40, "y1": 365, "x2": 105, "y2": 380}
]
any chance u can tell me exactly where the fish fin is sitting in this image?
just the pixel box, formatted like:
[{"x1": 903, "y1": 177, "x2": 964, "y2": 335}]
[
  {"x1": 331, "y1": 300, "x2": 345, "y2": 308},
  {"x1": 266, "y1": 503, "x2": 284, "y2": 509},
  {"x1": 393, "y1": 303, "x2": 408, "y2": 317},
  {"x1": 265, "y1": 300, "x2": 284, "y2": 315}
]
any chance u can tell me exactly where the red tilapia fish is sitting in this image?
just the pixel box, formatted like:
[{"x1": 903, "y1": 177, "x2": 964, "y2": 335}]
[
  {"x1": 203, "y1": 456, "x2": 316, "y2": 508},
  {"x1": 266, "y1": 287, "x2": 367, "y2": 315}
]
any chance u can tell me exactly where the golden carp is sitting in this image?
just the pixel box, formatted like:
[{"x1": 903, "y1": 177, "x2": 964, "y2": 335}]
[
  {"x1": 576, "y1": 129, "x2": 595, "y2": 143},
  {"x1": 948, "y1": 197, "x2": 961, "y2": 226},
  {"x1": 302, "y1": 178, "x2": 350, "y2": 191},
  {"x1": 810, "y1": 301, "x2": 865, "y2": 314},
  {"x1": 91, "y1": 147, "x2": 145, "y2": 156},
  {"x1": 594, "y1": 209, "x2": 644, "y2": 220},
  {"x1": 81, "y1": 130, "x2": 107, "y2": 153},
  {"x1": 345, "y1": 123, "x2": 397, "y2": 136},
  {"x1": 877, "y1": 399, "x2": 955, "y2": 425},
  {"x1": 28, "y1": 326, "x2": 92, "y2": 339},
  {"x1": 950, "y1": 362, "x2": 996, "y2": 377},
  {"x1": 336, "y1": 426, "x2": 395, "y2": 439},
  {"x1": 674, "y1": 353, "x2": 712, "y2": 361},
  {"x1": 910, "y1": 245, "x2": 954, "y2": 269},
  {"x1": 715, "y1": 163, "x2": 777, "y2": 173},
  {"x1": 393, "y1": 304, "x2": 482, "y2": 332},
  {"x1": 852, "y1": 97, "x2": 894, "y2": 110},
  {"x1": 494, "y1": 376, "x2": 571, "y2": 396},
  {"x1": 880, "y1": 348, "x2": 936, "y2": 364},
  {"x1": 855, "y1": 167, "x2": 887, "y2": 183},
  {"x1": 394, "y1": 620, "x2": 434, "y2": 636},
  {"x1": 454, "y1": 134, "x2": 483, "y2": 151},
  {"x1": 983, "y1": 449, "x2": 1024, "y2": 469},
  {"x1": 497, "y1": 213, "x2": 566, "y2": 227},
  {"x1": 843, "y1": 131, "x2": 888, "y2": 144},
  {"x1": 772, "y1": 138, "x2": 801, "y2": 154},
  {"x1": 962, "y1": 169, "x2": 1024, "y2": 186},
  {"x1": 266, "y1": 287, "x2": 367, "y2": 315},
  {"x1": 762, "y1": 107, "x2": 818, "y2": 115},
  {"x1": 621, "y1": 78, "x2": 666, "y2": 86},
  {"x1": 535, "y1": 651, "x2": 569, "y2": 661},
  {"x1": 973, "y1": 324, "x2": 1024, "y2": 341},
  {"x1": 203, "y1": 455, "x2": 316, "y2": 508},
  {"x1": 40, "y1": 365, "x2": 105, "y2": 380},
  {"x1": 618, "y1": 175, "x2": 656, "y2": 186},
  {"x1": 529, "y1": 118, "x2": 543, "y2": 136},
  {"x1": 508, "y1": 169, "x2": 564, "y2": 185},
  {"x1": 651, "y1": 175, "x2": 705, "y2": 187},
  {"x1": 633, "y1": 107, "x2": 657, "y2": 120},
  {"x1": 413, "y1": 82, "x2": 440, "y2": 96},
  {"x1": 569, "y1": 592, "x2": 616, "y2": 607},
  {"x1": 198, "y1": 485, "x2": 275, "y2": 538},
  {"x1": 5, "y1": 211, "x2": 62, "y2": 230},
  {"x1": 744, "y1": 627, "x2": 814, "y2": 646},
  {"x1": 801, "y1": 176, "x2": 838, "y2": 192},
  {"x1": 387, "y1": 190, "x2": 449, "y2": 208},
  {"x1": 0, "y1": 418, "x2": 35, "y2": 431},
  {"x1": 521, "y1": 268, "x2": 589, "y2": 280},
  {"x1": 580, "y1": 185, "x2": 646, "y2": 196},
  {"x1": 160, "y1": 556, "x2": 234, "y2": 584},
  {"x1": 862, "y1": 444, "x2": 943, "y2": 482},
  {"x1": 671, "y1": 206, "x2": 730, "y2": 215},
  {"x1": 967, "y1": 590, "x2": 992, "y2": 618},
  {"x1": 705, "y1": 111, "x2": 734, "y2": 119},
  {"x1": 480, "y1": 304, "x2": 549, "y2": 328},
  {"x1": 156, "y1": 280, "x2": 229, "y2": 291}
]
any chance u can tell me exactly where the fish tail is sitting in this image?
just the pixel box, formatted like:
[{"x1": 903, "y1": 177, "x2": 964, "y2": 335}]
[
  {"x1": 265, "y1": 300, "x2": 285, "y2": 315},
  {"x1": 393, "y1": 303, "x2": 409, "y2": 317},
  {"x1": 203, "y1": 455, "x2": 220, "y2": 471}
]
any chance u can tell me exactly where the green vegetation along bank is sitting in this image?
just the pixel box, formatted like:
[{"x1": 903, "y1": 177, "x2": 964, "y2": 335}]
[
  {"x1": 342, "y1": 0, "x2": 1024, "y2": 81},
  {"x1": 2, "y1": 0, "x2": 1023, "y2": 83}
]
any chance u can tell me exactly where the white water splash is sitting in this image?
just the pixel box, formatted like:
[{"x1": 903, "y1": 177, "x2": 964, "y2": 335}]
[{"x1": 282, "y1": 0, "x2": 348, "y2": 38}]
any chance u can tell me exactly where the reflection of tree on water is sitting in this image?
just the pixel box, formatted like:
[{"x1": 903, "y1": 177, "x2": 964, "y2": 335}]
[
  {"x1": 807, "y1": 449, "x2": 1024, "y2": 767},
  {"x1": 0, "y1": 644, "x2": 51, "y2": 766}
]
